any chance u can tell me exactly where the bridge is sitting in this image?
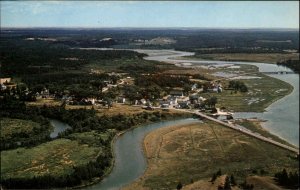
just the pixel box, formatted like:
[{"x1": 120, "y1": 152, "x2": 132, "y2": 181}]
[
  {"x1": 168, "y1": 108, "x2": 299, "y2": 154},
  {"x1": 261, "y1": 71, "x2": 295, "y2": 74}
]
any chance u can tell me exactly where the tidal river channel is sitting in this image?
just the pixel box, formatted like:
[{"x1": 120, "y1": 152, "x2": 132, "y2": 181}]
[{"x1": 84, "y1": 49, "x2": 299, "y2": 190}]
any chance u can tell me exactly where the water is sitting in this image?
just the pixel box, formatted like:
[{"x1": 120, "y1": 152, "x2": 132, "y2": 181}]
[
  {"x1": 234, "y1": 74, "x2": 299, "y2": 146},
  {"x1": 140, "y1": 49, "x2": 298, "y2": 146},
  {"x1": 49, "y1": 119, "x2": 71, "y2": 138},
  {"x1": 81, "y1": 49, "x2": 298, "y2": 189},
  {"x1": 86, "y1": 118, "x2": 201, "y2": 190}
]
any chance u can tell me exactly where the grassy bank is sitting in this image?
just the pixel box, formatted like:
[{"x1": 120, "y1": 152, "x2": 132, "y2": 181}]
[{"x1": 124, "y1": 120, "x2": 298, "y2": 190}]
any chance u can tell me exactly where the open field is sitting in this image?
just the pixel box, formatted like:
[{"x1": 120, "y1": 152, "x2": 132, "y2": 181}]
[
  {"x1": 183, "y1": 53, "x2": 299, "y2": 64},
  {"x1": 26, "y1": 98, "x2": 62, "y2": 107},
  {"x1": 0, "y1": 131, "x2": 111, "y2": 180},
  {"x1": 124, "y1": 121, "x2": 298, "y2": 190},
  {"x1": 200, "y1": 64, "x2": 293, "y2": 112}
]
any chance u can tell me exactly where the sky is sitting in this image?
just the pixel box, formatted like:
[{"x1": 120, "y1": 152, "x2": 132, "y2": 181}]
[{"x1": 1, "y1": 1, "x2": 299, "y2": 28}]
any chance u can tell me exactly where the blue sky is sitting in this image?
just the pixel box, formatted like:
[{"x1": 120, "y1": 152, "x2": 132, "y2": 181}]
[{"x1": 1, "y1": 1, "x2": 299, "y2": 28}]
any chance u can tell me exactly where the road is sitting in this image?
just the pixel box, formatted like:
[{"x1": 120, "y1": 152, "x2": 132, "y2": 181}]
[{"x1": 168, "y1": 108, "x2": 299, "y2": 154}]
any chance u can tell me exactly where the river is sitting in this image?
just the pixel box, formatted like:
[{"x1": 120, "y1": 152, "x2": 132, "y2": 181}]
[
  {"x1": 84, "y1": 49, "x2": 299, "y2": 189},
  {"x1": 49, "y1": 119, "x2": 71, "y2": 138},
  {"x1": 86, "y1": 119, "x2": 201, "y2": 190}
]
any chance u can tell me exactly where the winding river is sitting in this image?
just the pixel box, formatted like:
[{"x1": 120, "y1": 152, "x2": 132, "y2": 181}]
[
  {"x1": 84, "y1": 49, "x2": 299, "y2": 190},
  {"x1": 86, "y1": 119, "x2": 201, "y2": 190}
]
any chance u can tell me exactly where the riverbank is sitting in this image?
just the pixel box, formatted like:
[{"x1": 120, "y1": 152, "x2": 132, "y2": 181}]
[{"x1": 124, "y1": 120, "x2": 298, "y2": 190}]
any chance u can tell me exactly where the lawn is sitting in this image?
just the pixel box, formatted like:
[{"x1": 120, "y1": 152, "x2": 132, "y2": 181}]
[
  {"x1": 124, "y1": 121, "x2": 298, "y2": 189},
  {"x1": 0, "y1": 130, "x2": 112, "y2": 180}
]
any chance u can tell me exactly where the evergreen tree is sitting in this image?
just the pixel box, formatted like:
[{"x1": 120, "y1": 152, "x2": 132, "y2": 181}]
[
  {"x1": 176, "y1": 181, "x2": 183, "y2": 190},
  {"x1": 224, "y1": 176, "x2": 231, "y2": 190}
]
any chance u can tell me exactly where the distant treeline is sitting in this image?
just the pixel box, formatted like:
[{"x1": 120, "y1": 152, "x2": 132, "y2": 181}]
[{"x1": 0, "y1": 37, "x2": 145, "y2": 76}]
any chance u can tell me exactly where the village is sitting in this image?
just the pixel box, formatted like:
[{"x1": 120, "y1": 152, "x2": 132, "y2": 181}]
[{"x1": 0, "y1": 73, "x2": 233, "y2": 118}]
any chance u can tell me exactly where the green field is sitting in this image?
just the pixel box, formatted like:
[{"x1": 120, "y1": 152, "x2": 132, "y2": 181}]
[
  {"x1": 200, "y1": 64, "x2": 293, "y2": 112},
  {"x1": 0, "y1": 130, "x2": 113, "y2": 180}
]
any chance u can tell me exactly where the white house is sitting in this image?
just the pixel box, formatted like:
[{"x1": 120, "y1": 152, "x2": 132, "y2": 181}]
[
  {"x1": 117, "y1": 97, "x2": 126, "y2": 104},
  {"x1": 167, "y1": 96, "x2": 178, "y2": 105}
]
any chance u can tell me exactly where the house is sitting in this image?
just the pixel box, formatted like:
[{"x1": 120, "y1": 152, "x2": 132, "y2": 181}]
[
  {"x1": 208, "y1": 82, "x2": 223, "y2": 93},
  {"x1": 167, "y1": 96, "x2": 178, "y2": 105},
  {"x1": 117, "y1": 97, "x2": 126, "y2": 104},
  {"x1": 191, "y1": 83, "x2": 198, "y2": 91},
  {"x1": 135, "y1": 98, "x2": 147, "y2": 105},
  {"x1": 159, "y1": 99, "x2": 171, "y2": 108},
  {"x1": 140, "y1": 99, "x2": 147, "y2": 105},
  {"x1": 176, "y1": 101, "x2": 190, "y2": 109},
  {"x1": 189, "y1": 95, "x2": 200, "y2": 104},
  {"x1": 87, "y1": 98, "x2": 96, "y2": 105},
  {"x1": 170, "y1": 90, "x2": 184, "y2": 97},
  {"x1": 40, "y1": 88, "x2": 50, "y2": 98},
  {"x1": 0, "y1": 84, "x2": 7, "y2": 90}
]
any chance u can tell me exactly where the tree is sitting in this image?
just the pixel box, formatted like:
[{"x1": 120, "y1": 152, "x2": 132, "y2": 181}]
[
  {"x1": 211, "y1": 173, "x2": 217, "y2": 184},
  {"x1": 224, "y1": 176, "x2": 231, "y2": 190},
  {"x1": 230, "y1": 174, "x2": 236, "y2": 186},
  {"x1": 176, "y1": 182, "x2": 183, "y2": 190},
  {"x1": 216, "y1": 168, "x2": 222, "y2": 176}
]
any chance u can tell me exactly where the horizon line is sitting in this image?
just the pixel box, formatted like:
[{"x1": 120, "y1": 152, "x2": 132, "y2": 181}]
[{"x1": 1, "y1": 26, "x2": 299, "y2": 31}]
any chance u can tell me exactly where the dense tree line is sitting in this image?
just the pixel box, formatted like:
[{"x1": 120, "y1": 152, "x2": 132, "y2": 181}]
[
  {"x1": 274, "y1": 169, "x2": 299, "y2": 189},
  {"x1": 0, "y1": 36, "x2": 145, "y2": 76},
  {"x1": 277, "y1": 59, "x2": 300, "y2": 73},
  {"x1": 135, "y1": 74, "x2": 191, "y2": 88}
]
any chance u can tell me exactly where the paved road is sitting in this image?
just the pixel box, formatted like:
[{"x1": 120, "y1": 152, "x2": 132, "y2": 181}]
[{"x1": 169, "y1": 108, "x2": 299, "y2": 154}]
